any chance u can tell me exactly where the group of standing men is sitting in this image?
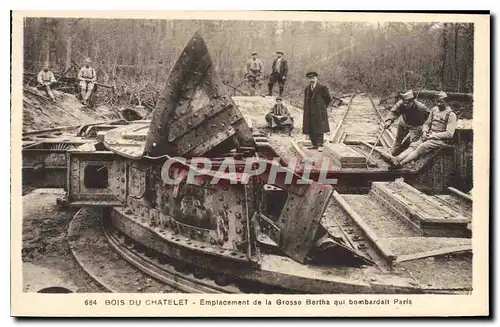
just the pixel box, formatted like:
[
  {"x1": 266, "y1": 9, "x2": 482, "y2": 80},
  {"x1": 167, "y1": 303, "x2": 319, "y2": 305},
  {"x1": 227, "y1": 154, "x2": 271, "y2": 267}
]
[
  {"x1": 245, "y1": 51, "x2": 288, "y2": 97},
  {"x1": 36, "y1": 57, "x2": 97, "y2": 105},
  {"x1": 248, "y1": 50, "x2": 333, "y2": 150}
]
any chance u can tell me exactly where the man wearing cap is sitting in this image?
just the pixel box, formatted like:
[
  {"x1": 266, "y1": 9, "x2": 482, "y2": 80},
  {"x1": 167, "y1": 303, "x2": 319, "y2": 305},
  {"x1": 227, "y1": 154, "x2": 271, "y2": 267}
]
[
  {"x1": 265, "y1": 97, "x2": 294, "y2": 135},
  {"x1": 78, "y1": 58, "x2": 97, "y2": 105},
  {"x1": 268, "y1": 51, "x2": 288, "y2": 97},
  {"x1": 388, "y1": 91, "x2": 457, "y2": 168},
  {"x1": 245, "y1": 52, "x2": 264, "y2": 95},
  {"x1": 37, "y1": 62, "x2": 57, "y2": 103},
  {"x1": 302, "y1": 72, "x2": 332, "y2": 151},
  {"x1": 383, "y1": 90, "x2": 430, "y2": 156}
]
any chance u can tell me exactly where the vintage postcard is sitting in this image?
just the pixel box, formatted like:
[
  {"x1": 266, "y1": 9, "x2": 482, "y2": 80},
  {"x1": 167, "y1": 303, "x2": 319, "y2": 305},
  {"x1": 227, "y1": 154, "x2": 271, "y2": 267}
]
[{"x1": 11, "y1": 11, "x2": 489, "y2": 317}]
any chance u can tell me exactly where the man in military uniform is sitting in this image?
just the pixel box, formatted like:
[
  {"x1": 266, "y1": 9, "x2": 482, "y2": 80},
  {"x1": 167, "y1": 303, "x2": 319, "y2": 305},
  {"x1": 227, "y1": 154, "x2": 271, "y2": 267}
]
[
  {"x1": 302, "y1": 72, "x2": 332, "y2": 152},
  {"x1": 388, "y1": 91, "x2": 457, "y2": 168},
  {"x1": 78, "y1": 57, "x2": 97, "y2": 105},
  {"x1": 268, "y1": 51, "x2": 288, "y2": 97},
  {"x1": 245, "y1": 52, "x2": 264, "y2": 95},
  {"x1": 265, "y1": 97, "x2": 294, "y2": 135},
  {"x1": 36, "y1": 62, "x2": 57, "y2": 103},
  {"x1": 384, "y1": 90, "x2": 430, "y2": 156}
]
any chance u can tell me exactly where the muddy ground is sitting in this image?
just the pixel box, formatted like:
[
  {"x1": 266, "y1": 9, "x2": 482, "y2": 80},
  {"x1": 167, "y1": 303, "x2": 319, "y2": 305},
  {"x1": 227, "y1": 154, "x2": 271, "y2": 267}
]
[
  {"x1": 23, "y1": 87, "x2": 121, "y2": 132},
  {"x1": 22, "y1": 189, "x2": 104, "y2": 292}
]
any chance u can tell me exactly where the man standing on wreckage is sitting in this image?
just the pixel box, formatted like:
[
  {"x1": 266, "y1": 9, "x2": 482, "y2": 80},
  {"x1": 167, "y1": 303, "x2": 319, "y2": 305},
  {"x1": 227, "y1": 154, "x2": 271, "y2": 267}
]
[
  {"x1": 383, "y1": 90, "x2": 430, "y2": 156},
  {"x1": 302, "y1": 71, "x2": 332, "y2": 152}
]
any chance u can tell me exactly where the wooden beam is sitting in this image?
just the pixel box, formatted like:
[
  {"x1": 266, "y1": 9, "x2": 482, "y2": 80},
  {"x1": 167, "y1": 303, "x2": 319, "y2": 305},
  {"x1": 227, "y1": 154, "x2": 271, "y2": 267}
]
[
  {"x1": 394, "y1": 245, "x2": 471, "y2": 264},
  {"x1": 448, "y1": 186, "x2": 473, "y2": 202},
  {"x1": 332, "y1": 191, "x2": 397, "y2": 265}
]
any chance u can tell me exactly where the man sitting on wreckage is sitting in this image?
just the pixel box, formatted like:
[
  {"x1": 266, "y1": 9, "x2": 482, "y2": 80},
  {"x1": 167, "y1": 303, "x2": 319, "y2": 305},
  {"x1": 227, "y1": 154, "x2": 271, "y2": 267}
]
[
  {"x1": 265, "y1": 96, "x2": 294, "y2": 135},
  {"x1": 387, "y1": 91, "x2": 457, "y2": 169},
  {"x1": 37, "y1": 62, "x2": 57, "y2": 103},
  {"x1": 383, "y1": 90, "x2": 430, "y2": 156}
]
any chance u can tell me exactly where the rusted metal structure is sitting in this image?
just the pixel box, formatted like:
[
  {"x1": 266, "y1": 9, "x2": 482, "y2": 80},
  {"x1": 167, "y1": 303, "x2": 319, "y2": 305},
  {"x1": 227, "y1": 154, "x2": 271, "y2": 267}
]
[{"x1": 22, "y1": 32, "x2": 473, "y2": 293}]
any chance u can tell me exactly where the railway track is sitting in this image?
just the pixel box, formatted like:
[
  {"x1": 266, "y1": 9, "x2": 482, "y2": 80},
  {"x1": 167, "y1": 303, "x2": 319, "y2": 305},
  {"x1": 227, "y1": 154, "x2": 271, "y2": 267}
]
[
  {"x1": 22, "y1": 125, "x2": 82, "y2": 142},
  {"x1": 103, "y1": 221, "x2": 242, "y2": 294},
  {"x1": 22, "y1": 120, "x2": 126, "y2": 143},
  {"x1": 331, "y1": 93, "x2": 394, "y2": 147},
  {"x1": 69, "y1": 208, "x2": 300, "y2": 294}
]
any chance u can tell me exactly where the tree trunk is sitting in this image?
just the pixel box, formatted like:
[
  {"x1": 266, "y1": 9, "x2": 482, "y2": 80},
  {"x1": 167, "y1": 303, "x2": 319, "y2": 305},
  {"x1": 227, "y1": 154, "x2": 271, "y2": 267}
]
[
  {"x1": 64, "y1": 20, "x2": 73, "y2": 71},
  {"x1": 440, "y1": 23, "x2": 448, "y2": 90},
  {"x1": 453, "y1": 23, "x2": 459, "y2": 91}
]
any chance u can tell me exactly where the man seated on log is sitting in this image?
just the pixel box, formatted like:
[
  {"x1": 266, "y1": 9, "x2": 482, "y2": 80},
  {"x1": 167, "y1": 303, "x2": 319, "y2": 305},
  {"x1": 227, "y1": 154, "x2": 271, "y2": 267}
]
[
  {"x1": 78, "y1": 57, "x2": 97, "y2": 105},
  {"x1": 383, "y1": 90, "x2": 430, "y2": 156},
  {"x1": 36, "y1": 62, "x2": 57, "y2": 103},
  {"x1": 265, "y1": 97, "x2": 294, "y2": 135},
  {"x1": 388, "y1": 91, "x2": 457, "y2": 169},
  {"x1": 245, "y1": 51, "x2": 264, "y2": 95}
]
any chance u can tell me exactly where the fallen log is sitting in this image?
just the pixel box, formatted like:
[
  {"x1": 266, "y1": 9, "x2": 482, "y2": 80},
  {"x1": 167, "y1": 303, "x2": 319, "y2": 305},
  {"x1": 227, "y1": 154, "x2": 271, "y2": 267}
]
[{"x1": 414, "y1": 90, "x2": 473, "y2": 102}]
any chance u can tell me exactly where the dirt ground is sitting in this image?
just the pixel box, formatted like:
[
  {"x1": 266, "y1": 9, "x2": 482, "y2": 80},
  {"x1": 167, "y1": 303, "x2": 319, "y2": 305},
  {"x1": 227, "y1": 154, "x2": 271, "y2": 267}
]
[
  {"x1": 233, "y1": 95, "x2": 350, "y2": 152},
  {"x1": 23, "y1": 87, "x2": 122, "y2": 132},
  {"x1": 22, "y1": 189, "x2": 105, "y2": 293}
]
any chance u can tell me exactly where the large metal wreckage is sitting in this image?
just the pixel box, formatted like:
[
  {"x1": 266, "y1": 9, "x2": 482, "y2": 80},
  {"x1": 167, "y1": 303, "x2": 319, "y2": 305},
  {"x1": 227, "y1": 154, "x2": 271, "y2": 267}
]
[{"x1": 22, "y1": 32, "x2": 472, "y2": 294}]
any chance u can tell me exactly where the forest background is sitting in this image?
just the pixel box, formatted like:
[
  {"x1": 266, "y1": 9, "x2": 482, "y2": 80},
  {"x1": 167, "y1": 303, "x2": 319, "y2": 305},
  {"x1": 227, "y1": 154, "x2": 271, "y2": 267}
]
[{"x1": 23, "y1": 18, "x2": 474, "y2": 108}]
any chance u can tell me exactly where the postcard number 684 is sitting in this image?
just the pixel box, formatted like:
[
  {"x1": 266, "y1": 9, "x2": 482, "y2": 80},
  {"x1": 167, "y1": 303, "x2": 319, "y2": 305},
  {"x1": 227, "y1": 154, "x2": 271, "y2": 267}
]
[{"x1": 85, "y1": 300, "x2": 98, "y2": 306}]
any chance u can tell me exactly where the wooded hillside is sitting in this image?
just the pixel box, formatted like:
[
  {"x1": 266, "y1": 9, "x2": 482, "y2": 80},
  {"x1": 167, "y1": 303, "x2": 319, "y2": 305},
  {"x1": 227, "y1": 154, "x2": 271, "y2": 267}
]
[{"x1": 23, "y1": 18, "x2": 474, "y2": 105}]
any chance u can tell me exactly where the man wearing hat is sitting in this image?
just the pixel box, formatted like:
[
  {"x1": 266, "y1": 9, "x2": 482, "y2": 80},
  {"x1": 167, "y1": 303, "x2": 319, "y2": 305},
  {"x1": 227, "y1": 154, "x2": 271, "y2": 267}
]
[
  {"x1": 78, "y1": 57, "x2": 97, "y2": 105},
  {"x1": 268, "y1": 51, "x2": 288, "y2": 97},
  {"x1": 245, "y1": 52, "x2": 264, "y2": 95},
  {"x1": 265, "y1": 97, "x2": 294, "y2": 135},
  {"x1": 383, "y1": 90, "x2": 430, "y2": 156},
  {"x1": 36, "y1": 62, "x2": 57, "y2": 102},
  {"x1": 388, "y1": 91, "x2": 457, "y2": 168},
  {"x1": 302, "y1": 72, "x2": 332, "y2": 151}
]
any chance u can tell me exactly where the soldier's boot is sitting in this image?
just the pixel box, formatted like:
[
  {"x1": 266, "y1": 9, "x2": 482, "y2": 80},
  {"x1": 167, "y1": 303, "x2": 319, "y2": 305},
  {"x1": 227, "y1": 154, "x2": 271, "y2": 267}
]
[{"x1": 279, "y1": 86, "x2": 284, "y2": 97}]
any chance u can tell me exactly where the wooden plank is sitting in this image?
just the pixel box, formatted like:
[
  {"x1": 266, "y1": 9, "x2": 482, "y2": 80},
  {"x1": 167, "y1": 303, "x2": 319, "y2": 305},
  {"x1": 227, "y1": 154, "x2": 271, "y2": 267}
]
[
  {"x1": 348, "y1": 146, "x2": 378, "y2": 168},
  {"x1": 373, "y1": 182, "x2": 469, "y2": 224},
  {"x1": 330, "y1": 93, "x2": 357, "y2": 143},
  {"x1": 290, "y1": 140, "x2": 308, "y2": 160},
  {"x1": 324, "y1": 143, "x2": 367, "y2": 168},
  {"x1": 394, "y1": 245, "x2": 471, "y2": 264},
  {"x1": 448, "y1": 187, "x2": 473, "y2": 202},
  {"x1": 332, "y1": 191, "x2": 397, "y2": 265}
]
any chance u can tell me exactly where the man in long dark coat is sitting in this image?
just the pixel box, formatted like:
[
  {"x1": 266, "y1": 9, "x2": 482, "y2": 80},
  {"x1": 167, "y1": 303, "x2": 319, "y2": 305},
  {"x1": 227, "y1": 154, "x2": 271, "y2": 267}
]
[
  {"x1": 302, "y1": 72, "x2": 332, "y2": 152},
  {"x1": 268, "y1": 51, "x2": 288, "y2": 97}
]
